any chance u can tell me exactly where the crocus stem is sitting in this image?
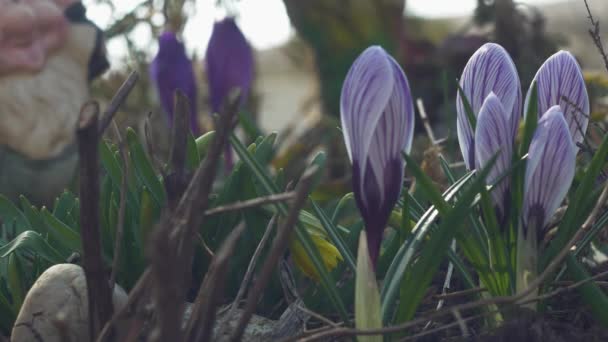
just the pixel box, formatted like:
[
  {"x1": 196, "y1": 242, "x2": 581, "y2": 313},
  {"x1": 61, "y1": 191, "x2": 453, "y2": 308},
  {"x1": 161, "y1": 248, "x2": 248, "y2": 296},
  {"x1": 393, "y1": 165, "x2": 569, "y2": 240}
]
[
  {"x1": 224, "y1": 144, "x2": 234, "y2": 171},
  {"x1": 516, "y1": 221, "x2": 538, "y2": 310}
]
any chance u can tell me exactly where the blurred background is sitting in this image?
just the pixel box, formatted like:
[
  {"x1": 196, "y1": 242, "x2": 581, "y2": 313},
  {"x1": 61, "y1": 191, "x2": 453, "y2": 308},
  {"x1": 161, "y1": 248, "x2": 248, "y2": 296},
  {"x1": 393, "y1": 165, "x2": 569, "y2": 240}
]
[{"x1": 87, "y1": 0, "x2": 608, "y2": 180}]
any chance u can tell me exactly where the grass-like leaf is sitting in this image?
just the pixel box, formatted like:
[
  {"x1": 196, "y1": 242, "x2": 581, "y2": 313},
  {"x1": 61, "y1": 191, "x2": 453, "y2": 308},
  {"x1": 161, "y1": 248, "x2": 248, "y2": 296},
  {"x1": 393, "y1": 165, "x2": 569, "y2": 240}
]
[{"x1": 229, "y1": 133, "x2": 350, "y2": 322}]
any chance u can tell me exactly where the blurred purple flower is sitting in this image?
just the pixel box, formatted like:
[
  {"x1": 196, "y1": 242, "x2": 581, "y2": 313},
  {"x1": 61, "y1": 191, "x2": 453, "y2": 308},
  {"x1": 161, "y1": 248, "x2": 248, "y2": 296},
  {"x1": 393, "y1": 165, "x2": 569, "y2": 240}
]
[
  {"x1": 205, "y1": 17, "x2": 254, "y2": 113},
  {"x1": 457, "y1": 43, "x2": 521, "y2": 170},
  {"x1": 522, "y1": 106, "x2": 575, "y2": 235},
  {"x1": 524, "y1": 51, "x2": 589, "y2": 152},
  {"x1": 150, "y1": 31, "x2": 199, "y2": 135},
  {"x1": 205, "y1": 17, "x2": 254, "y2": 169},
  {"x1": 340, "y1": 46, "x2": 414, "y2": 266},
  {"x1": 475, "y1": 92, "x2": 514, "y2": 222}
]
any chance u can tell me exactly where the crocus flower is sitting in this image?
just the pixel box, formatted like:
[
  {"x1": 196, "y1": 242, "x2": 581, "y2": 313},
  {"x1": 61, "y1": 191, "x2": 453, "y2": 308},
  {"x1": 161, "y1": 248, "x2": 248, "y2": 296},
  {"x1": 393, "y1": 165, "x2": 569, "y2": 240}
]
[
  {"x1": 457, "y1": 43, "x2": 521, "y2": 170},
  {"x1": 524, "y1": 51, "x2": 589, "y2": 152},
  {"x1": 205, "y1": 17, "x2": 254, "y2": 167},
  {"x1": 340, "y1": 46, "x2": 414, "y2": 266},
  {"x1": 522, "y1": 106, "x2": 575, "y2": 235},
  {"x1": 458, "y1": 43, "x2": 520, "y2": 221},
  {"x1": 475, "y1": 92, "x2": 514, "y2": 221},
  {"x1": 150, "y1": 31, "x2": 199, "y2": 135}
]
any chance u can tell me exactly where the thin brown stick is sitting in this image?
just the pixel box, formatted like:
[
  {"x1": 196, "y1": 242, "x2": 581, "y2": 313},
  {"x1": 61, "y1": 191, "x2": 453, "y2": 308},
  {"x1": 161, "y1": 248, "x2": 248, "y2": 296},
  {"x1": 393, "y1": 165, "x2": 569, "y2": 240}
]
[
  {"x1": 98, "y1": 71, "x2": 139, "y2": 135},
  {"x1": 184, "y1": 222, "x2": 247, "y2": 342},
  {"x1": 288, "y1": 180, "x2": 608, "y2": 341},
  {"x1": 296, "y1": 304, "x2": 341, "y2": 329},
  {"x1": 148, "y1": 91, "x2": 242, "y2": 341},
  {"x1": 109, "y1": 121, "x2": 128, "y2": 289},
  {"x1": 169, "y1": 90, "x2": 189, "y2": 177},
  {"x1": 77, "y1": 101, "x2": 113, "y2": 340},
  {"x1": 519, "y1": 269, "x2": 608, "y2": 306},
  {"x1": 204, "y1": 192, "x2": 296, "y2": 216},
  {"x1": 215, "y1": 215, "x2": 278, "y2": 338},
  {"x1": 229, "y1": 166, "x2": 319, "y2": 342},
  {"x1": 416, "y1": 99, "x2": 438, "y2": 145},
  {"x1": 432, "y1": 287, "x2": 486, "y2": 300},
  {"x1": 232, "y1": 215, "x2": 277, "y2": 311},
  {"x1": 584, "y1": 0, "x2": 608, "y2": 73}
]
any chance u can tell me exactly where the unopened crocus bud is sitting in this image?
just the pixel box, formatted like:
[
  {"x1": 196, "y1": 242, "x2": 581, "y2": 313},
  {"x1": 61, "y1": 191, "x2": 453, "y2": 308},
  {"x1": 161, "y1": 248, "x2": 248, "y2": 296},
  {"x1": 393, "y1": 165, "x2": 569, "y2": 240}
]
[
  {"x1": 475, "y1": 92, "x2": 514, "y2": 222},
  {"x1": 205, "y1": 16, "x2": 254, "y2": 113},
  {"x1": 150, "y1": 31, "x2": 199, "y2": 135},
  {"x1": 524, "y1": 51, "x2": 589, "y2": 152},
  {"x1": 205, "y1": 17, "x2": 254, "y2": 168},
  {"x1": 457, "y1": 43, "x2": 521, "y2": 170},
  {"x1": 340, "y1": 46, "x2": 414, "y2": 266},
  {"x1": 522, "y1": 106, "x2": 575, "y2": 236}
]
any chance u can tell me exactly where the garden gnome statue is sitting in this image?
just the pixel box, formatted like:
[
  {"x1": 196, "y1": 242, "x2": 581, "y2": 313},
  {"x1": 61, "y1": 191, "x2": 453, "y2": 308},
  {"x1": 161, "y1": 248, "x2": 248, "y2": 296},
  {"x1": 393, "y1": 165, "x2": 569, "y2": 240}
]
[{"x1": 0, "y1": 0, "x2": 109, "y2": 205}]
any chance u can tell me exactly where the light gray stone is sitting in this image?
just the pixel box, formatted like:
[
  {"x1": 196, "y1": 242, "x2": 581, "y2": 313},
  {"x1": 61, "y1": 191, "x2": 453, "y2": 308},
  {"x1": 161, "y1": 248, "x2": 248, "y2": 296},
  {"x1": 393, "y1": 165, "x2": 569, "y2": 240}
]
[{"x1": 11, "y1": 264, "x2": 127, "y2": 342}]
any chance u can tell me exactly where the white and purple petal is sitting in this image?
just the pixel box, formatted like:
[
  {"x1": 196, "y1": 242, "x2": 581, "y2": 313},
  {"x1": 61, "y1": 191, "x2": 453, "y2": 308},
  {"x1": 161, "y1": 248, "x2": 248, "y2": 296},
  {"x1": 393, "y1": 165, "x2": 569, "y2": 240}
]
[
  {"x1": 340, "y1": 46, "x2": 394, "y2": 165},
  {"x1": 522, "y1": 106, "x2": 575, "y2": 233},
  {"x1": 340, "y1": 46, "x2": 414, "y2": 265},
  {"x1": 524, "y1": 51, "x2": 589, "y2": 153},
  {"x1": 475, "y1": 93, "x2": 514, "y2": 221},
  {"x1": 457, "y1": 43, "x2": 521, "y2": 170}
]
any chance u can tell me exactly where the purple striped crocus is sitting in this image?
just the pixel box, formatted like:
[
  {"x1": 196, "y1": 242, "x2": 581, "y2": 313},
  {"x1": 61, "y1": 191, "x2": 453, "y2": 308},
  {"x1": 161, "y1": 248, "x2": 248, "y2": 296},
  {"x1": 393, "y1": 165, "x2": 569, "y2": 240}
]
[
  {"x1": 458, "y1": 43, "x2": 520, "y2": 221},
  {"x1": 522, "y1": 106, "x2": 576, "y2": 236},
  {"x1": 340, "y1": 46, "x2": 414, "y2": 266},
  {"x1": 457, "y1": 43, "x2": 521, "y2": 170},
  {"x1": 524, "y1": 51, "x2": 589, "y2": 152},
  {"x1": 205, "y1": 17, "x2": 254, "y2": 168},
  {"x1": 474, "y1": 92, "x2": 514, "y2": 222},
  {"x1": 150, "y1": 31, "x2": 199, "y2": 135}
]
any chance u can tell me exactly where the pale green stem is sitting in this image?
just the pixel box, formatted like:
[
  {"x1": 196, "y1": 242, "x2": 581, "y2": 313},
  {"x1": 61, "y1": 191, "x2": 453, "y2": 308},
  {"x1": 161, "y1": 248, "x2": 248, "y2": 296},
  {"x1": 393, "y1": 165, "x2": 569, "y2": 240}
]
[{"x1": 516, "y1": 221, "x2": 538, "y2": 310}]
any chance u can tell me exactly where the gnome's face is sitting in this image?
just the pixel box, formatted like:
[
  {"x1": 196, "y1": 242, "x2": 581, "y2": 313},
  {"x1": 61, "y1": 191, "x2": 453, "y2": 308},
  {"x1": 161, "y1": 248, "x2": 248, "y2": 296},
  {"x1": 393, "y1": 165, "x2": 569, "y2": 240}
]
[{"x1": 0, "y1": 0, "x2": 108, "y2": 205}]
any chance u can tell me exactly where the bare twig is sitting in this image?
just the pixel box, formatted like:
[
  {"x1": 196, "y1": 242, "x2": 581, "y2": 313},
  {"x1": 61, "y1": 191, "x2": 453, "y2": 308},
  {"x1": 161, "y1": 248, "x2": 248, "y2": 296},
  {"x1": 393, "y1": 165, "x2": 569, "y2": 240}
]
[
  {"x1": 229, "y1": 166, "x2": 319, "y2": 342},
  {"x1": 416, "y1": 99, "x2": 438, "y2": 145},
  {"x1": 77, "y1": 101, "x2": 113, "y2": 340},
  {"x1": 584, "y1": 0, "x2": 608, "y2": 73},
  {"x1": 148, "y1": 91, "x2": 241, "y2": 341},
  {"x1": 432, "y1": 287, "x2": 486, "y2": 301},
  {"x1": 98, "y1": 71, "x2": 139, "y2": 135},
  {"x1": 184, "y1": 222, "x2": 247, "y2": 342},
  {"x1": 214, "y1": 216, "x2": 278, "y2": 338},
  {"x1": 296, "y1": 304, "x2": 341, "y2": 329},
  {"x1": 109, "y1": 121, "x2": 128, "y2": 289},
  {"x1": 232, "y1": 215, "x2": 277, "y2": 311},
  {"x1": 144, "y1": 111, "x2": 166, "y2": 172},
  {"x1": 164, "y1": 92, "x2": 192, "y2": 211},
  {"x1": 519, "y1": 269, "x2": 608, "y2": 306},
  {"x1": 204, "y1": 192, "x2": 296, "y2": 216},
  {"x1": 169, "y1": 90, "x2": 189, "y2": 177}
]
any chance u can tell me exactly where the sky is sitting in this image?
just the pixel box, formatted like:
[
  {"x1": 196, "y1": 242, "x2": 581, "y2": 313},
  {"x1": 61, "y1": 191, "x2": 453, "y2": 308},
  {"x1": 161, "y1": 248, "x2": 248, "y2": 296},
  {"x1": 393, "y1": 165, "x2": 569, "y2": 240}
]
[{"x1": 83, "y1": 0, "x2": 564, "y2": 62}]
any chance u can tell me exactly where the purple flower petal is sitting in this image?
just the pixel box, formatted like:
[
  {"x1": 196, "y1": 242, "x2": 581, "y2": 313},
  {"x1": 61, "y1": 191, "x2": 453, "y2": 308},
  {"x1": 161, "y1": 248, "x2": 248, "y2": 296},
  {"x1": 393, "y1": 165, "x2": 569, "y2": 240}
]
[
  {"x1": 524, "y1": 50, "x2": 589, "y2": 152},
  {"x1": 457, "y1": 43, "x2": 521, "y2": 170},
  {"x1": 205, "y1": 17, "x2": 254, "y2": 113},
  {"x1": 150, "y1": 31, "x2": 199, "y2": 134},
  {"x1": 475, "y1": 93, "x2": 513, "y2": 221},
  {"x1": 522, "y1": 106, "x2": 575, "y2": 233},
  {"x1": 340, "y1": 46, "x2": 414, "y2": 265}
]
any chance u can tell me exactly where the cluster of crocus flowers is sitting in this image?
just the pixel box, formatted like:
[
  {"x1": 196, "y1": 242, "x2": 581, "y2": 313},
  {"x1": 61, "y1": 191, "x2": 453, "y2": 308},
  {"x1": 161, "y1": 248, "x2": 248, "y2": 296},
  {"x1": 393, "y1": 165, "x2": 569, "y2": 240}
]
[
  {"x1": 340, "y1": 46, "x2": 415, "y2": 266},
  {"x1": 457, "y1": 43, "x2": 587, "y2": 234},
  {"x1": 457, "y1": 43, "x2": 588, "y2": 294},
  {"x1": 150, "y1": 31, "x2": 199, "y2": 135}
]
